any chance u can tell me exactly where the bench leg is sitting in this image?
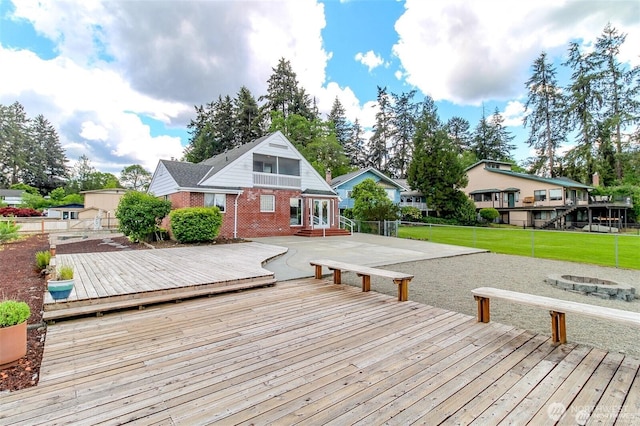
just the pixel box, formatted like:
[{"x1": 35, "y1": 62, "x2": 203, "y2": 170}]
[
  {"x1": 550, "y1": 311, "x2": 567, "y2": 344},
  {"x1": 474, "y1": 296, "x2": 490, "y2": 323},
  {"x1": 329, "y1": 268, "x2": 342, "y2": 284},
  {"x1": 394, "y1": 279, "x2": 409, "y2": 302},
  {"x1": 314, "y1": 265, "x2": 323, "y2": 279},
  {"x1": 358, "y1": 274, "x2": 371, "y2": 292}
]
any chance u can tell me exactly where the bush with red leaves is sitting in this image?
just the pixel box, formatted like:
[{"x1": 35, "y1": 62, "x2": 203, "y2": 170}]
[{"x1": 0, "y1": 207, "x2": 43, "y2": 217}]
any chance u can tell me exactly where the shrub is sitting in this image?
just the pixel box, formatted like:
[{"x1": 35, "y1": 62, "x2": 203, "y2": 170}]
[
  {"x1": 479, "y1": 207, "x2": 500, "y2": 223},
  {"x1": 0, "y1": 221, "x2": 21, "y2": 243},
  {"x1": 401, "y1": 206, "x2": 422, "y2": 221},
  {"x1": 0, "y1": 207, "x2": 42, "y2": 217},
  {"x1": 35, "y1": 250, "x2": 51, "y2": 270},
  {"x1": 169, "y1": 207, "x2": 223, "y2": 243},
  {"x1": 0, "y1": 300, "x2": 31, "y2": 327},
  {"x1": 115, "y1": 191, "x2": 171, "y2": 242}
]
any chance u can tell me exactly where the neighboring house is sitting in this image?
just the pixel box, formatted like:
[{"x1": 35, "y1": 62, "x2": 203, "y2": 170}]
[
  {"x1": 395, "y1": 179, "x2": 430, "y2": 217},
  {"x1": 148, "y1": 131, "x2": 348, "y2": 238},
  {"x1": 46, "y1": 203, "x2": 84, "y2": 220},
  {"x1": 78, "y1": 188, "x2": 128, "y2": 229},
  {"x1": 0, "y1": 189, "x2": 25, "y2": 207},
  {"x1": 464, "y1": 160, "x2": 633, "y2": 229},
  {"x1": 330, "y1": 167, "x2": 407, "y2": 213}
]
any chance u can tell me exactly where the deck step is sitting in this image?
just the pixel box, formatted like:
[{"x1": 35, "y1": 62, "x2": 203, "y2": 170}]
[{"x1": 43, "y1": 276, "x2": 276, "y2": 321}]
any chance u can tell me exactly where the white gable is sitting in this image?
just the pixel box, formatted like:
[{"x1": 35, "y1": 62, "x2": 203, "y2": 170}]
[
  {"x1": 200, "y1": 132, "x2": 334, "y2": 193},
  {"x1": 148, "y1": 162, "x2": 179, "y2": 196}
]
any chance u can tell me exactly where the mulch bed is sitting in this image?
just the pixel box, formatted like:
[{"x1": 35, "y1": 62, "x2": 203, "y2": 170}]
[{"x1": 0, "y1": 234, "x2": 147, "y2": 392}]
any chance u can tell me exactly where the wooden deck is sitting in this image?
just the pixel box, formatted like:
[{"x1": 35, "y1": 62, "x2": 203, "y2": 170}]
[
  {"x1": 3, "y1": 278, "x2": 638, "y2": 425},
  {"x1": 43, "y1": 242, "x2": 287, "y2": 321}
]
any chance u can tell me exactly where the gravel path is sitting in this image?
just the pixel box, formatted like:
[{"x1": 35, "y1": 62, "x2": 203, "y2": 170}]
[{"x1": 338, "y1": 252, "x2": 640, "y2": 358}]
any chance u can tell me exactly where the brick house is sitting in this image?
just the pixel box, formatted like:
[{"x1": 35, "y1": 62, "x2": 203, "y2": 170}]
[{"x1": 148, "y1": 132, "x2": 348, "y2": 238}]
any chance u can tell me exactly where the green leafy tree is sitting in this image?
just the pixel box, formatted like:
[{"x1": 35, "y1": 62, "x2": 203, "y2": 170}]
[
  {"x1": 351, "y1": 178, "x2": 399, "y2": 221},
  {"x1": 120, "y1": 164, "x2": 151, "y2": 191},
  {"x1": 9, "y1": 183, "x2": 39, "y2": 195},
  {"x1": 49, "y1": 187, "x2": 66, "y2": 203},
  {"x1": 115, "y1": 191, "x2": 171, "y2": 242},
  {"x1": 524, "y1": 52, "x2": 568, "y2": 177}
]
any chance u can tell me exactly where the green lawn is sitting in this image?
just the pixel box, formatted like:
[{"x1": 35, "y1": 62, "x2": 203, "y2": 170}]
[{"x1": 398, "y1": 225, "x2": 640, "y2": 269}]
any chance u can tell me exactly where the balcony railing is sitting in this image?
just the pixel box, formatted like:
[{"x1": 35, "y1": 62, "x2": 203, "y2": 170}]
[{"x1": 253, "y1": 172, "x2": 301, "y2": 188}]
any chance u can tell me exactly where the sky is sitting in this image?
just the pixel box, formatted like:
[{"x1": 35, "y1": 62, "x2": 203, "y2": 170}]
[{"x1": 1, "y1": 0, "x2": 639, "y2": 178}]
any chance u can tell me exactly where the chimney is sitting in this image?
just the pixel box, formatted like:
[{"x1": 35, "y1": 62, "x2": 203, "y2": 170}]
[
  {"x1": 325, "y1": 169, "x2": 332, "y2": 184},
  {"x1": 592, "y1": 172, "x2": 600, "y2": 187}
]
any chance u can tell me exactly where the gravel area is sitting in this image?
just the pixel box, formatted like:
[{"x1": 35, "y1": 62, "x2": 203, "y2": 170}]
[{"x1": 338, "y1": 252, "x2": 640, "y2": 358}]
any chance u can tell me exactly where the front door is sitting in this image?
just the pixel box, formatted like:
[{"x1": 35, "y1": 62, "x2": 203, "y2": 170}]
[
  {"x1": 313, "y1": 199, "x2": 330, "y2": 229},
  {"x1": 508, "y1": 193, "x2": 515, "y2": 208}
]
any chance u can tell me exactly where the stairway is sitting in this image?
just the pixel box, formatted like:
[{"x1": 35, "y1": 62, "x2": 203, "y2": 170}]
[
  {"x1": 540, "y1": 205, "x2": 580, "y2": 229},
  {"x1": 294, "y1": 228, "x2": 352, "y2": 237}
]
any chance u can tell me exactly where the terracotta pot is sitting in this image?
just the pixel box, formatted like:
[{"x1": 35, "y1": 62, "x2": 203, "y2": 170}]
[{"x1": 0, "y1": 321, "x2": 27, "y2": 367}]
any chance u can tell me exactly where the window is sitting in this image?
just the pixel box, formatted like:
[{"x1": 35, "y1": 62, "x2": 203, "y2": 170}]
[
  {"x1": 345, "y1": 190, "x2": 353, "y2": 199},
  {"x1": 260, "y1": 194, "x2": 275, "y2": 212},
  {"x1": 385, "y1": 189, "x2": 395, "y2": 201},
  {"x1": 549, "y1": 189, "x2": 562, "y2": 201},
  {"x1": 253, "y1": 154, "x2": 300, "y2": 176},
  {"x1": 290, "y1": 198, "x2": 302, "y2": 225},
  {"x1": 204, "y1": 193, "x2": 226, "y2": 212},
  {"x1": 534, "y1": 190, "x2": 546, "y2": 202}
]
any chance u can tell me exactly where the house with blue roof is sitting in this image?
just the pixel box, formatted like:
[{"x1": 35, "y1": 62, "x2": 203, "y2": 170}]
[
  {"x1": 464, "y1": 160, "x2": 633, "y2": 230},
  {"x1": 329, "y1": 167, "x2": 408, "y2": 213}
]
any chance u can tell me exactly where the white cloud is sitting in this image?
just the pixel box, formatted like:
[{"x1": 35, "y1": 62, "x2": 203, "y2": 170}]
[
  {"x1": 502, "y1": 101, "x2": 526, "y2": 127},
  {"x1": 393, "y1": 0, "x2": 640, "y2": 105},
  {"x1": 355, "y1": 50, "x2": 385, "y2": 72},
  {"x1": 3, "y1": 0, "x2": 333, "y2": 174}
]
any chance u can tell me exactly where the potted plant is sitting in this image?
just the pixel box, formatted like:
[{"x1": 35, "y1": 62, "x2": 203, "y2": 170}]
[
  {"x1": 48, "y1": 264, "x2": 74, "y2": 300},
  {"x1": 0, "y1": 300, "x2": 30, "y2": 366}
]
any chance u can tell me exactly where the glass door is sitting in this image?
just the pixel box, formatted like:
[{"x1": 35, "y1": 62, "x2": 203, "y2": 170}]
[{"x1": 313, "y1": 199, "x2": 330, "y2": 228}]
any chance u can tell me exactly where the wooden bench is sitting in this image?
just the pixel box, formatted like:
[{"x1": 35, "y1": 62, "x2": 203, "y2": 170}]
[
  {"x1": 310, "y1": 259, "x2": 414, "y2": 301},
  {"x1": 472, "y1": 287, "x2": 640, "y2": 344}
]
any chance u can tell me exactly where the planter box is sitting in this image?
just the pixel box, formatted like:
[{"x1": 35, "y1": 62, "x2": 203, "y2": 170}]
[{"x1": 48, "y1": 279, "x2": 74, "y2": 300}]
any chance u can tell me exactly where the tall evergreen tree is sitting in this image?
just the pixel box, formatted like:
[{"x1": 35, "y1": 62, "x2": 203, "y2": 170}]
[
  {"x1": 184, "y1": 102, "x2": 216, "y2": 163},
  {"x1": 327, "y1": 97, "x2": 351, "y2": 147},
  {"x1": 27, "y1": 115, "x2": 67, "y2": 192},
  {"x1": 260, "y1": 58, "x2": 314, "y2": 124},
  {"x1": 345, "y1": 118, "x2": 367, "y2": 168},
  {"x1": 407, "y1": 113, "x2": 467, "y2": 217},
  {"x1": 445, "y1": 116, "x2": 472, "y2": 154},
  {"x1": 523, "y1": 52, "x2": 567, "y2": 177},
  {"x1": 562, "y1": 41, "x2": 601, "y2": 183},
  {"x1": 0, "y1": 102, "x2": 30, "y2": 187},
  {"x1": 471, "y1": 108, "x2": 515, "y2": 163},
  {"x1": 389, "y1": 90, "x2": 419, "y2": 178},
  {"x1": 591, "y1": 23, "x2": 640, "y2": 180},
  {"x1": 368, "y1": 86, "x2": 393, "y2": 172},
  {"x1": 234, "y1": 86, "x2": 264, "y2": 144}
]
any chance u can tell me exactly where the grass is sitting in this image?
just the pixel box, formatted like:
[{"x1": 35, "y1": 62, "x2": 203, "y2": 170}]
[{"x1": 398, "y1": 224, "x2": 640, "y2": 270}]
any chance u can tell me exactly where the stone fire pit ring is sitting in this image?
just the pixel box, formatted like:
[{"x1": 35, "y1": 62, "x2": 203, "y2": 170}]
[{"x1": 546, "y1": 274, "x2": 636, "y2": 302}]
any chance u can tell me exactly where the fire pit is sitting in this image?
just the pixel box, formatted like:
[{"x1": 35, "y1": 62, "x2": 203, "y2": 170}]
[{"x1": 546, "y1": 275, "x2": 636, "y2": 302}]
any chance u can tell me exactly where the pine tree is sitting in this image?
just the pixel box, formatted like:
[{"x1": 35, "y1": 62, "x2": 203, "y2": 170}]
[
  {"x1": 445, "y1": 116, "x2": 472, "y2": 154},
  {"x1": 28, "y1": 115, "x2": 67, "y2": 192},
  {"x1": 327, "y1": 97, "x2": 351, "y2": 147},
  {"x1": 234, "y1": 86, "x2": 264, "y2": 144},
  {"x1": 345, "y1": 118, "x2": 367, "y2": 167},
  {"x1": 0, "y1": 102, "x2": 30, "y2": 186},
  {"x1": 261, "y1": 58, "x2": 314, "y2": 124},
  {"x1": 389, "y1": 90, "x2": 419, "y2": 178},
  {"x1": 523, "y1": 52, "x2": 567, "y2": 177},
  {"x1": 368, "y1": 86, "x2": 393, "y2": 172},
  {"x1": 471, "y1": 108, "x2": 515, "y2": 163},
  {"x1": 591, "y1": 23, "x2": 640, "y2": 180},
  {"x1": 562, "y1": 42, "x2": 601, "y2": 183}
]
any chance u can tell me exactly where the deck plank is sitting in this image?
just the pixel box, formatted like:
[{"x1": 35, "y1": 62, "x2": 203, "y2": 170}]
[{"x1": 2, "y1": 276, "x2": 638, "y2": 425}]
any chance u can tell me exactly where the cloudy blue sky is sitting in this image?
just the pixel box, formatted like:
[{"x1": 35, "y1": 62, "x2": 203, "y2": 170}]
[{"x1": 1, "y1": 0, "x2": 638, "y2": 176}]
